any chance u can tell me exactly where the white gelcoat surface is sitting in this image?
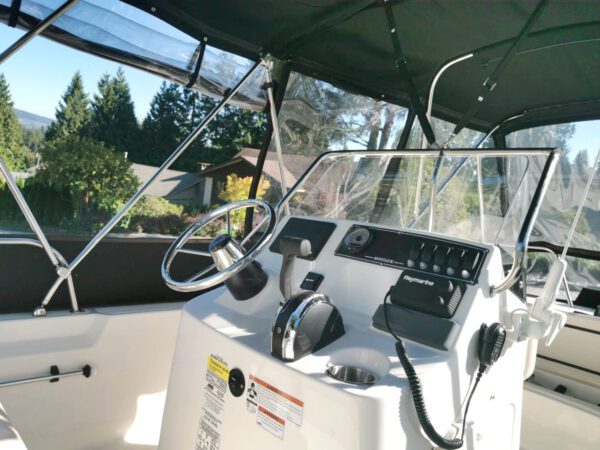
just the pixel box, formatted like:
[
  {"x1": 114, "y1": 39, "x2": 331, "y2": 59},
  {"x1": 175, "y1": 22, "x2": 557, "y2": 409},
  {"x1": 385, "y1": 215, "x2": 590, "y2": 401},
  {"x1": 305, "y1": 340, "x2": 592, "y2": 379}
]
[
  {"x1": 160, "y1": 217, "x2": 528, "y2": 450},
  {"x1": 0, "y1": 303, "x2": 183, "y2": 450}
]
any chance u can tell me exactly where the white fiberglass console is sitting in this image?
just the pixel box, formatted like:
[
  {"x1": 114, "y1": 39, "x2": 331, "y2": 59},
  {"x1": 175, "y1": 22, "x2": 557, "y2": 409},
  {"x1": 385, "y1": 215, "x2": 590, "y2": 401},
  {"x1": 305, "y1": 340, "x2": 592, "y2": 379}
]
[{"x1": 159, "y1": 216, "x2": 528, "y2": 450}]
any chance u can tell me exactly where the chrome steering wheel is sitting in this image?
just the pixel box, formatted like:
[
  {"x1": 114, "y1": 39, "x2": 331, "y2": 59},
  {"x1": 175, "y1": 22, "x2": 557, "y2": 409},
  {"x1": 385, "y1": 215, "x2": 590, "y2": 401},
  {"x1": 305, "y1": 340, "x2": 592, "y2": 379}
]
[{"x1": 162, "y1": 199, "x2": 277, "y2": 292}]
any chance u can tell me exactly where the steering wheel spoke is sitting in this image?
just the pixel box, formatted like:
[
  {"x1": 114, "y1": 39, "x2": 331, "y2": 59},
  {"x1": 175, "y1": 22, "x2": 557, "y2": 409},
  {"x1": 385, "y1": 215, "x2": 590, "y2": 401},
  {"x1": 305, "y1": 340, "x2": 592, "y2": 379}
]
[
  {"x1": 185, "y1": 263, "x2": 217, "y2": 283},
  {"x1": 161, "y1": 199, "x2": 277, "y2": 292},
  {"x1": 176, "y1": 248, "x2": 212, "y2": 258}
]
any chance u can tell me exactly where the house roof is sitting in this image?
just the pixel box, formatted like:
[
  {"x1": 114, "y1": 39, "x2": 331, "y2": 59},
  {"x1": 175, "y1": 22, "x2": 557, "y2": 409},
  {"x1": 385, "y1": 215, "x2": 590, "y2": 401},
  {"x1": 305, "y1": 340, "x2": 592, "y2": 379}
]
[
  {"x1": 199, "y1": 148, "x2": 314, "y2": 188},
  {"x1": 131, "y1": 163, "x2": 200, "y2": 198}
]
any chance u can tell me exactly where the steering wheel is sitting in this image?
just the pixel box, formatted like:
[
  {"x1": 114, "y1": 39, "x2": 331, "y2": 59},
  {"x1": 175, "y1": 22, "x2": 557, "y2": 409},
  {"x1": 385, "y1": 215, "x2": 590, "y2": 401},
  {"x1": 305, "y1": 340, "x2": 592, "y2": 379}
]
[{"x1": 162, "y1": 199, "x2": 277, "y2": 292}]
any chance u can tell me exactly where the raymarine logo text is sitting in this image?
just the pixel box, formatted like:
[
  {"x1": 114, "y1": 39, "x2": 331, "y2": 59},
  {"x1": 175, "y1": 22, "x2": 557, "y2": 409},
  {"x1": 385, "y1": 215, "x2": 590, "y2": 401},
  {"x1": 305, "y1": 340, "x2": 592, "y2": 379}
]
[{"x1": 404, "y1": 275, "x2": 434, "y2": 287}]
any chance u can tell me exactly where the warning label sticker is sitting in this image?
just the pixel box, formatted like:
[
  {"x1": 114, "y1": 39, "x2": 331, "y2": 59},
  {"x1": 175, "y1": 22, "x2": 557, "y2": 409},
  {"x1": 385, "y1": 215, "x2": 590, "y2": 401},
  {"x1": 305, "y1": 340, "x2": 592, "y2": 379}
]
[
  {"x1": 257, "y1": 406, "x2": 285, "y2": 440},
  {"x1": 247, "y1": 375, "x2": 304, "y2": 427},
  {"x1": 196, "y1": 354, "x2": 229, "y2": 450}
]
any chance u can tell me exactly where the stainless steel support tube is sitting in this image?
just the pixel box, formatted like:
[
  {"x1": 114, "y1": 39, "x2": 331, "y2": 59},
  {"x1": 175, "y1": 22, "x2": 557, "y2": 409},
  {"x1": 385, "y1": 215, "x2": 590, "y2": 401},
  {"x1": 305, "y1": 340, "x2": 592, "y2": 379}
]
[
  {"x1": 264, "y1": 62, "x2": 290, "y2": 214},
  {"x1": 416, "y1": 53, "x2": 473, "y2": 220},
  {"x1": 0, "y1": 0, "x2": 80, "y2": 65},
  {"x1": 0, "y1": 157, "x2": 59, "y2": 267},
  {"x1": 0, "y1": 238, "x2": 78, "y2": 313},
  {"x1": 491, "y1": 150, "x2": 559, "y2": 295},
  {"x1": 477, "y1": 155, "x2": 485, "y2": 242},
  {"x1": 41, "y1": 61, "x2": 264, "y2": 306},
  {"x1": 427, "y1": 152, "x2": 443, "y2": 232}
]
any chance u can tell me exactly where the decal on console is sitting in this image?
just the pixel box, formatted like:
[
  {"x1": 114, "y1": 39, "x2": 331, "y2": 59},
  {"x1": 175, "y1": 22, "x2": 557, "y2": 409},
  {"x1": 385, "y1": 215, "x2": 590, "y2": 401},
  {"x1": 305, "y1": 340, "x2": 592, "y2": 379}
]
[
  {"x1": 196, "y1": 354, "x2": 229, "y2": 450},
  {"x1": 256, "y1": 406, "x2": 285, "y2": 439},
  {"x1": 246, "y1": 374, "x2": 304, "y2": 439}
]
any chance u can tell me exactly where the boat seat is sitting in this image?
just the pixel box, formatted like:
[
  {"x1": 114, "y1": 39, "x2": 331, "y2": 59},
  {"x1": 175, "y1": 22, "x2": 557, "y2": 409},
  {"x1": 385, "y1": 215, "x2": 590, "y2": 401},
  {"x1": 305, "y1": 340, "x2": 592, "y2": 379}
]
[{"x1": 0, "y1": 403, "x2": 27, "y2": 450}]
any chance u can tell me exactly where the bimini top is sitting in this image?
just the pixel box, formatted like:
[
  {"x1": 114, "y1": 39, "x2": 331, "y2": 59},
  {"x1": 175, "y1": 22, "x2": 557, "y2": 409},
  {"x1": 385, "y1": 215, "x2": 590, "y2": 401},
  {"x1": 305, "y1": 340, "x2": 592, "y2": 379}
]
[
  {"x1": 2, "y1": 0, "x2": 599, "y2": 132},
  {"x1": 123, "y1": 0, "x2": 600, "y2": 132}
]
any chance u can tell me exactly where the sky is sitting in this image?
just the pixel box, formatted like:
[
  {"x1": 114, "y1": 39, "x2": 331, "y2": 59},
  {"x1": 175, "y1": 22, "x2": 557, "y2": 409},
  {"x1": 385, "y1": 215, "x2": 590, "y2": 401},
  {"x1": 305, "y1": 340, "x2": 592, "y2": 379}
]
[{"x1": 0, "y1": 25, "x2": 163, "y2": 121}]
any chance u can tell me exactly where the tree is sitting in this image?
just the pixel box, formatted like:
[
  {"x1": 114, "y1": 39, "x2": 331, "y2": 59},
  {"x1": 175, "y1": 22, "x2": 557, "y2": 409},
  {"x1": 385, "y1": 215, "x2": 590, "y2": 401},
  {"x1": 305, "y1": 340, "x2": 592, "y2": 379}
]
[
  {"x1": 574, "y1": 149, "x2": 590, "y2": 178},
  {"x1": 218, "y1": 174, "x2": 270, "y2": 233},
  {"x1": 45, "y1": 72, "x2": 91, "y2": 141},
  {"x1": 0, "y1": 74, "x2": 29, "y2": 171},
  {"x1": 88, "y1": 68, "x2": 139, "y2": 155},
  {"x1": 174, "y1": 90, "x2": 267, "y2": 170},
  {"x1": 133, "y1": 82, "x2": 189, "y2": 165},
  {"x1": 37, "y1": 136, "x2": 138, "y2": 222}
]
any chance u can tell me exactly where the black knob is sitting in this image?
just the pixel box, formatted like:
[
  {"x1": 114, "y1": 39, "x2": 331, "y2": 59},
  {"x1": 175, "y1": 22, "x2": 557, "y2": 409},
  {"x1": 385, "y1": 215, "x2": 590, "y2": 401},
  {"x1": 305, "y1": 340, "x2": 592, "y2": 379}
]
[
  {"x1": 438, "y1": 279, "x2": 454, "y2": 294},
  {"x1": 228, "y1": 368, "x2": 246, "y2": 397},
  {"x1": 446, "y1": 249, "x2": 463, "y2": 276},
  {"x1": 432, "y1": 246, "x2": 448, "y2": 273},
  {"x1": 407, "y1": 243, "x2": 422, "y2": 268},
  {"x1": 420, "y1": 244, "x2": 434, "y2": 269},
  {"x1": 461, "y1": 251, "x2": 480, "y2": 279}
]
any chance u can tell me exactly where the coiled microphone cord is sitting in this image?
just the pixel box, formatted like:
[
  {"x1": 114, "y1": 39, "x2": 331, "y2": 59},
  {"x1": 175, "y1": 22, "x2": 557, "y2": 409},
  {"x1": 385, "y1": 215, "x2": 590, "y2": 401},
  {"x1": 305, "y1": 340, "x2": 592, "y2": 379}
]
[{"x1": 384, "y1": 290, "x2": 485, "y2": 450}]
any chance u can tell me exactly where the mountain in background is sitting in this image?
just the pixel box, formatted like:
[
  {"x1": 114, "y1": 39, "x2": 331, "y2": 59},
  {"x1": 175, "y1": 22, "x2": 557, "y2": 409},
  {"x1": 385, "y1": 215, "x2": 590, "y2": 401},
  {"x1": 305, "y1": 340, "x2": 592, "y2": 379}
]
[{"x1": 14, "y1": 108, "x2": 52, "y2": 129}]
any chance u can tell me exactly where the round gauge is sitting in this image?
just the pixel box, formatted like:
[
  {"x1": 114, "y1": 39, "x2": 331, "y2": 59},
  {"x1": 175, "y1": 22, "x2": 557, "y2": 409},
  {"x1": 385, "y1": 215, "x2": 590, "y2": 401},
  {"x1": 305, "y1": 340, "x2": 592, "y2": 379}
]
[{"x1": 343, "y1": 227, "x2": 373, "y2": 254}]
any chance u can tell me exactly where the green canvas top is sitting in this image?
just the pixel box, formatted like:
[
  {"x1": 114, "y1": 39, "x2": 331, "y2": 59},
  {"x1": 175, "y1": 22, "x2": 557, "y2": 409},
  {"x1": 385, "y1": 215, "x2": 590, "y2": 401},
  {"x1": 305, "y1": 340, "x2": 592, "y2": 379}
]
[{"x1": 124, "y1": 0, "x2": 600, "y2": 131}]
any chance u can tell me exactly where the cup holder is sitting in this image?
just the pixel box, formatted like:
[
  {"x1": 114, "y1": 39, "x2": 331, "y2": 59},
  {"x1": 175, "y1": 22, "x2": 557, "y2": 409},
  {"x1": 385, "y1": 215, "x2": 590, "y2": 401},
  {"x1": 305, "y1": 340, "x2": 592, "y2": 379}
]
[
  {"x1": 326, "y1": 364, "x2": 377, "y2": 385},
  {"x1": 326, "y1": 347, "x2": 390, "y2": 386}
]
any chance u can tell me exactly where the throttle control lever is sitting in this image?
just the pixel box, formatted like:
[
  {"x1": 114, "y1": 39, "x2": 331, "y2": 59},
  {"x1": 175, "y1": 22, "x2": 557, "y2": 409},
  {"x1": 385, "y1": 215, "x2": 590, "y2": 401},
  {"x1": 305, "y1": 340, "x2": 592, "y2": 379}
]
[{"x1": 279, "y1": 236, "x2": 312, "y2": 299}]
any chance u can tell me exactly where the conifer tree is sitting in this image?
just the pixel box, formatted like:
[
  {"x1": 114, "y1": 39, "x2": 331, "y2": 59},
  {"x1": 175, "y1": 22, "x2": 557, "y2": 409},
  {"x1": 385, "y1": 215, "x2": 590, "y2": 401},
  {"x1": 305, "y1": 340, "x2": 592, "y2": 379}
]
[
  {"x1": 134, "y1": 82, "x2": 188, "y2": 165},
  {"x1": 88, "y1": 68, "x2": 139, "y2": 155},
  {"x1": 0, "y1": 73, "x2": 28, "y2": 171},
  {"x1": 45, "y1": 71, "x2": 91, "y2": 141}
]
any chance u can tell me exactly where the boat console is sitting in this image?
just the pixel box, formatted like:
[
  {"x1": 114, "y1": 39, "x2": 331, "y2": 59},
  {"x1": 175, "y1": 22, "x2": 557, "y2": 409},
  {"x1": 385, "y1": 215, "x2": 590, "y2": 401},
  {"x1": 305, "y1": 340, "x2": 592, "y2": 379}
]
[
  {"x1": 157, "y1": 150, "x2": 559, "y2": 450},
  {"x1": 159, "y1": 216, "x2": 527, "y2": 450}
]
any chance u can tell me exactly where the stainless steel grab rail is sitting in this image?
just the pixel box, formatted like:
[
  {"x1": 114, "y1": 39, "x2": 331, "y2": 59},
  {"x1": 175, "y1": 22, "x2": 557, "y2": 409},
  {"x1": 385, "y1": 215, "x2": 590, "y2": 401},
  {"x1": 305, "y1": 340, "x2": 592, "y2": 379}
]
[
  {"x1": 490, "y1": 150, "x2": 559, "y2": 295},
  {"x1": 0, "y1": 365, "x2": 91, "y2": 388},
  {"x1": 0, "y1": 238, "x2": 79, "y2": 313}
]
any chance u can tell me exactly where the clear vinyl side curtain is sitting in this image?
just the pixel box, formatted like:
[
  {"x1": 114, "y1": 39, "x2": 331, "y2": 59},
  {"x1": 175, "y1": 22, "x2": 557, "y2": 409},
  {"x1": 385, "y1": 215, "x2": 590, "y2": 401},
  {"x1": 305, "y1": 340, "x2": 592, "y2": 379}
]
[{"x1": 0, "y1": 0, "x2": 267, "y2": 111}]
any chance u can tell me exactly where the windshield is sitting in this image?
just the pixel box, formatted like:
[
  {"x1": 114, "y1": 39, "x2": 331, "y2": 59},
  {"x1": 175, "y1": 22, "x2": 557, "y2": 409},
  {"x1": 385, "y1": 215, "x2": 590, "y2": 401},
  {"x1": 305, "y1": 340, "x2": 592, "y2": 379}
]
[
  {"x1": 280, "y1": 150, "x2": 553, "y2": 251},
  {"x1": 507, "y1": 121, "x2": 600, "y2": 299}
]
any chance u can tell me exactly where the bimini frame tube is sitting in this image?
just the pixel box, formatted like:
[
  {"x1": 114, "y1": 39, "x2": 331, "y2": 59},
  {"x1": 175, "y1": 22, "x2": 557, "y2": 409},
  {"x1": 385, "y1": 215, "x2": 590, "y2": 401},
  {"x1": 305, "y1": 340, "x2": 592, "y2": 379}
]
[
  {"x1": 414, "y1": 53, "x2": 473, "y2": 221},
  {"x1": 0, "y1": 0, "x2": 80, "y2": 65},
  {"x1": 40, "y1": 60, "x2": 264, "y2": 314},
  {"x1": 264, "y1": 60, "x2": 290, "y2": 215}
]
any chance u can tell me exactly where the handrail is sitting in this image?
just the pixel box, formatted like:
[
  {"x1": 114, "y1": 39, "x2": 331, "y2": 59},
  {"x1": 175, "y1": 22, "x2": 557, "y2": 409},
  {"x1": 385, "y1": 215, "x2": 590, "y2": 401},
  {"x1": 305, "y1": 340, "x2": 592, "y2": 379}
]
[
  {"x1": 0, "y1": 364, "x2": 91, "y2": 388},
  {"x1": 490, "y1": 149, "x2": 559, "y2": 295},
  {"x1": 0, "y1": 238, "x2": 79, "y2": 313}
]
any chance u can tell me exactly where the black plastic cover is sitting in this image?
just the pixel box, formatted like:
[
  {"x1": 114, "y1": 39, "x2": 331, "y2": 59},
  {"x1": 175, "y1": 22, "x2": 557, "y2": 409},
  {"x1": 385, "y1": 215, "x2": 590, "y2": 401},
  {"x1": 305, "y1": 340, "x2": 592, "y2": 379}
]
[{"x1": 270, "y1": 218, "x2": 336, "y2": 261}]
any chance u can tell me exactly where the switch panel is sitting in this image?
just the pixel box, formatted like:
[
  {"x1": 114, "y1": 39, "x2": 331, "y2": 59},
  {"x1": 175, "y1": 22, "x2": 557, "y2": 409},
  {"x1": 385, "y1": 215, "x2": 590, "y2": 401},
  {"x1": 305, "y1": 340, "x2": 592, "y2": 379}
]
[{"x1": 335, "y1": 225, "x2": 487, "y2": 284}]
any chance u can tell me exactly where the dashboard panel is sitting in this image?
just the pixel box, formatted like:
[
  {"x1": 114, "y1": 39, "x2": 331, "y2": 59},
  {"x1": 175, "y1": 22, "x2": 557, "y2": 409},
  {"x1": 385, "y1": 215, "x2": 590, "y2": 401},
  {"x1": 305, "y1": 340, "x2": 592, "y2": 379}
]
[{"x1": 335, "y1": 225, "x2": 488, "y2": 284}]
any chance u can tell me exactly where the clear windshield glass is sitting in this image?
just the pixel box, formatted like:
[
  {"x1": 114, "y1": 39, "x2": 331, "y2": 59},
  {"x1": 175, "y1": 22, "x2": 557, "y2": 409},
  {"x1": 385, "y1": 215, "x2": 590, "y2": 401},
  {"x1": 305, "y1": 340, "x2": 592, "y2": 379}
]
[
  {"x1": 281, "y1": 151, "x2": 552, "y2": 252},
  {"x1": 507, "y1": 121, "x2": 600, "y2": 299},
  {"x1": 262, "y1": 72, "x2": 410, "y2": 204}
]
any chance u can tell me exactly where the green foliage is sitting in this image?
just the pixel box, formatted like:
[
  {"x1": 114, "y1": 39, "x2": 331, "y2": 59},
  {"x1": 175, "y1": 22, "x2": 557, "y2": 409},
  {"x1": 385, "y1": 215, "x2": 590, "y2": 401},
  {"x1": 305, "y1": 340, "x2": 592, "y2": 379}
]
[
  {"x1": 45, "y1": 72, "x2": 91, "y2": 141},
  {"x1": 22, "y1": 127, "x2": 44, "y2": 154},
  {"x1": 132, "y1": 82, "x2": 189, "y2": 165},
  {"x1": 126, "y1": 196, "x2": 185, "y2": 235},
  {"x1": 218, "y1": 174, "x2": 270, "y2": 233},
  {"x1": 0, "y1": 73, "x2": 29, "y2": 171},
  {"x1": 88, "y1": 68, "x2": 140, "y2": 155},
  {"x1": 126, "y1": 83, "x2": 267, "y2": 170},
  {"x1": 0, "y1": 180, "x2": 73, "y2": 230},
  {"x1": 37, "y1": 136, "x2": 138, "y2": 220}
]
